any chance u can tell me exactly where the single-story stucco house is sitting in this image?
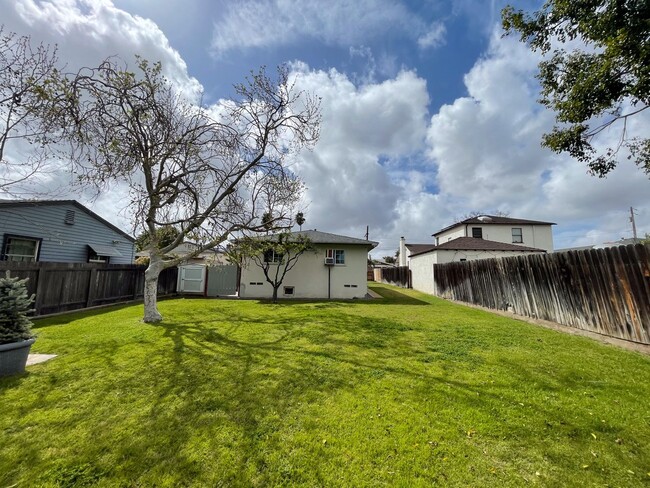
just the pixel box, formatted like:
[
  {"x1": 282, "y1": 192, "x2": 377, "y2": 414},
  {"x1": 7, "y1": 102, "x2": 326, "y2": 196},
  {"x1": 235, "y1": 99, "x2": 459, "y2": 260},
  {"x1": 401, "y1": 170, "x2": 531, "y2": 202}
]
[{"x1": 239, "y1": 230, "x2": 378, "y2": 300}]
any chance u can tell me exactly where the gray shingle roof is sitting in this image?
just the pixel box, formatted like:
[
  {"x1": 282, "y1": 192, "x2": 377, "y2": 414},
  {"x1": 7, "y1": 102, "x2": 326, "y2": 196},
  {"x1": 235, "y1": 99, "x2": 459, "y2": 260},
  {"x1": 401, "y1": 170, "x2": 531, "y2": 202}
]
[
  {"x1": 410, "y1": 237, "x2": 546, "y2": 256},
  {"x1": 260, "y1": 230, "x2": 378, "y2": 249},
  {"x1": 433, "y1": 215, "x2": 556, "y2": 237}
]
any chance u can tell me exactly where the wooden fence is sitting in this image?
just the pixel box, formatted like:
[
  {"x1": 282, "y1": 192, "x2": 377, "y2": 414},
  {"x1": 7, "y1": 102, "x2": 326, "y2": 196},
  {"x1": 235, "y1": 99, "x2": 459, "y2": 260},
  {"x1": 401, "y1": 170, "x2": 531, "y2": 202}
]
[
  {"x1": 0, "y1": 262, "x2": 178, "y2": 316},
  {"x1": 378, "y1": 266, "x2": 412, "y2": 289},
  {"x1": 433, "y1": 244, "x2": 650, "y2": 344}
]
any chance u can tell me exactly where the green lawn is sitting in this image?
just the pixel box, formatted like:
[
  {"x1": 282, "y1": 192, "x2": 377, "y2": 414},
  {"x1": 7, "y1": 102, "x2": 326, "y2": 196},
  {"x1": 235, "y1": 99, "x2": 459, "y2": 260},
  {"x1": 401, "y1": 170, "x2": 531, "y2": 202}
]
[{"x1": 1, "y1": 283, "x2": 649, "y2": 487}]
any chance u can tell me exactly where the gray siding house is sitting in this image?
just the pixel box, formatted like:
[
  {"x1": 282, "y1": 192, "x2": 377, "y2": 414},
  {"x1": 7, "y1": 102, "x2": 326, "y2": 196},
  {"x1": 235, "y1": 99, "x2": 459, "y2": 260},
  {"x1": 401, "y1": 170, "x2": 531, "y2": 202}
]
[{"x1": 0, "y1": 200, "x2": 135, "y2": 264}]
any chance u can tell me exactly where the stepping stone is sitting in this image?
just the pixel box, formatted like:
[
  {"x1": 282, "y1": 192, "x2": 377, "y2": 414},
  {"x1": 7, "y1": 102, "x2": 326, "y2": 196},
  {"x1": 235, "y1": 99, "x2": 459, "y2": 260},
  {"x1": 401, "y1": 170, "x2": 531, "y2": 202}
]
[{"x1": 27, "y1": 354, "x2": 57, "y2": 366}]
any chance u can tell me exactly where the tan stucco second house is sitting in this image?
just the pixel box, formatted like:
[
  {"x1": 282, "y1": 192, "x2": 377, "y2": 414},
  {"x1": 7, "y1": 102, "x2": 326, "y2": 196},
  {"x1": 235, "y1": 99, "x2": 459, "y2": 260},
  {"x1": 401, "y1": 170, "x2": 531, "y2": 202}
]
[{"x1": 239, "y1": 230, "x2": 378, "y2": 300}]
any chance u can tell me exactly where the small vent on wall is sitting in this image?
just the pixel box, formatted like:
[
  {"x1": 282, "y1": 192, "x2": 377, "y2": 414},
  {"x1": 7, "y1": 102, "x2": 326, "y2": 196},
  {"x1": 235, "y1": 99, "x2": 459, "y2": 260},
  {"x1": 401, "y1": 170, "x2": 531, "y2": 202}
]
[{"x1": 64, "y1": 210, "x2": 75, "y2": 225}]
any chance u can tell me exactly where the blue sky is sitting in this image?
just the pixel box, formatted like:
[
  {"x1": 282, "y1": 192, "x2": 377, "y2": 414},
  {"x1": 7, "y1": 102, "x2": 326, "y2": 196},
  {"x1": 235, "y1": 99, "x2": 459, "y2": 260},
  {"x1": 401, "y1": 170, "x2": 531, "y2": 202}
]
[{"x1": 2, "y1": 0, "x2": 649, "y2": 256}]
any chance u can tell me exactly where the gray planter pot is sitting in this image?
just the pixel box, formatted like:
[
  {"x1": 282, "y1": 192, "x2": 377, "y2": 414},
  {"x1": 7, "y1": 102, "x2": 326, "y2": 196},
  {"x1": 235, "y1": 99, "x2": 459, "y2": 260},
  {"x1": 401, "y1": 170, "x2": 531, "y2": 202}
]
[{"x1": 0, "y1": 338, "x2": 36, "y2": 377}]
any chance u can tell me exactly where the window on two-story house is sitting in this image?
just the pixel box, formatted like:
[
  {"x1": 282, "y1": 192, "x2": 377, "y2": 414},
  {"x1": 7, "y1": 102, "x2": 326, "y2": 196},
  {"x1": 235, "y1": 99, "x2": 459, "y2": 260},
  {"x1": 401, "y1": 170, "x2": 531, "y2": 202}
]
[
  {"x1": 2, "y1": 235, "x2": 41, "y2": 262},
  {"x1": 512, "y1": 228, "x2": 523, "y2": 243},
  {"x1": 263, "y1": 249, "x2": 283, "y2": 264},
  {"x1": 325, "y1": 249, "x2": 345, "y2": 264},
  {"x1": 471, "y1": 227, "x2": 483, "y2": 239}
]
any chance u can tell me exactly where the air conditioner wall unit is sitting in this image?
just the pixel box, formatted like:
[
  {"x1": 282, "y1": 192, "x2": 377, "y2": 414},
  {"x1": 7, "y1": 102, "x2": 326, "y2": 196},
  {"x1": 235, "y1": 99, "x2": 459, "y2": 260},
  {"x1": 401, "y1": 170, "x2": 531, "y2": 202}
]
[{"x1": 324, "y1": 257, "x2": 335, "y2": 265}]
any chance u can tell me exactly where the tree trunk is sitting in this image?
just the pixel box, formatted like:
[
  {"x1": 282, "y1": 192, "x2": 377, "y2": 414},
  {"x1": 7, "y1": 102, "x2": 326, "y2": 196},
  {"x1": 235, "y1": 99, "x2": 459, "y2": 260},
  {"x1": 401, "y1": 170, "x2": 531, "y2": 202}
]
[
  {"x1": 143, "y1": 256, "x2": 164, "y2": 323},
  {"x1": 272, "y1": 285, "x2": 279, "y2": 303}
]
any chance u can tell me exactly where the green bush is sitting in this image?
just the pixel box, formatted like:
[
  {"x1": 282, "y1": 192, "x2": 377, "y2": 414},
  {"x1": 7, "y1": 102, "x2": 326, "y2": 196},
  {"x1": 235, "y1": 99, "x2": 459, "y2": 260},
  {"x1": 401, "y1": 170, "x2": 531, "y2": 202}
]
[{"x1": 0, "y1": 272, "x2": 35, "y2": 345}]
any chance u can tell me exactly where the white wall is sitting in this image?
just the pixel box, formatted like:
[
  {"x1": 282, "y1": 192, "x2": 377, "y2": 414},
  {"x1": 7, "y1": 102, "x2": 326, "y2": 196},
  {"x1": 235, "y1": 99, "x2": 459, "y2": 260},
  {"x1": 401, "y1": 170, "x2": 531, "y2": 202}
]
[
  {"x1": 410, "y1": 252, "x2": 437, "y2": 295},
  {"x1": 436, "y1": 224, "x2": 554, "y2": 251},
  {"x1": 240, "y1": 244, "x2": 370, "y2": 299},
  {"x1": 435, "y1": 227, "x2": 466, "y2": 244},
  {"x1": 399, "y1": 237, "x2": 407, "y2": 267}
]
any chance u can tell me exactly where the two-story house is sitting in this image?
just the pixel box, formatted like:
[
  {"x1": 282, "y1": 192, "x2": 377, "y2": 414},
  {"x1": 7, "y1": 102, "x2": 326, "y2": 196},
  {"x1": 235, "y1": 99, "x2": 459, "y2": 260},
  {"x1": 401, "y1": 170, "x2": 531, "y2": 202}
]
[
  {"x1": 405, "y1": 215, "x2": 555, "y2": 295},
  {"x1": 432, "y1": 215, "x2": 554, "y2": 252}
]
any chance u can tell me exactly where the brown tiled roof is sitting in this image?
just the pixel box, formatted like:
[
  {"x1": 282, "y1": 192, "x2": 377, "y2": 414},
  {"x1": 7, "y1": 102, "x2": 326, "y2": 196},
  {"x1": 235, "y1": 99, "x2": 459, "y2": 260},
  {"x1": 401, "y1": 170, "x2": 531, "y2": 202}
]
[
  {"x1": 433, "y1": 215, "x2": 556, "y2": 237},
  {"x1": 410, "y1": 237, "x2": 546, "y2": 257},
  {"x1": 405, "y1": 243, "x2": 436, "y2": 255}
]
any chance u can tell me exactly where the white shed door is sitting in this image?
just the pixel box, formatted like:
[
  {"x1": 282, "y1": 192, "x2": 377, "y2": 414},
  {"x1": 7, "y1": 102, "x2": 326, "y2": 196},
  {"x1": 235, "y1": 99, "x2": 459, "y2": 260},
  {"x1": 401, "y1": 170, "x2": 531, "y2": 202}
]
[{"x1": 178, "y1": 265, "x2": 206, "y2": 294}]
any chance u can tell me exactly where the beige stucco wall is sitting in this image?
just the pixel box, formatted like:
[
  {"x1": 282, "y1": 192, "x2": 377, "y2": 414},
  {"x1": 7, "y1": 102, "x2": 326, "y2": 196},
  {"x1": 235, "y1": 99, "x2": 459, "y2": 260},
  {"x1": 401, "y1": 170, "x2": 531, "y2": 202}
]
[
  {"x1": 435, "y1": 227, "x2": 466, "y2": 243},
  {"x1": 411, "y1": 248, "x2": 546, "y2": 295},
  {"x1": 410, "y1": 252, "x2": 438, "y2": 295},
  {"x1": 240, "y1": 244, "x2": 370, "y2": 299},
  {"x1": 435, "y1": 224, "x2": 554, "y2": 251}
]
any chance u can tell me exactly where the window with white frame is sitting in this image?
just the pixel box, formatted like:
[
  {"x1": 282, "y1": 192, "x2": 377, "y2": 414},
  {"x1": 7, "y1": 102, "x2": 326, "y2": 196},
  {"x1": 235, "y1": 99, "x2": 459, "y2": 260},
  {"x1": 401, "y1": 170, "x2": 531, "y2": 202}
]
[
  {"x1": 263, "y1": 249, "x2": 283, "y2": 263},
  {"x1": 326, "y1": 249, "x2": 345, "y2": 264},
  {"x1": 512, "y1": 228, "x2": 523, "y2": 243},
  {"x1": 3, "y1": 236, "x2": 40, "y2": 262}
]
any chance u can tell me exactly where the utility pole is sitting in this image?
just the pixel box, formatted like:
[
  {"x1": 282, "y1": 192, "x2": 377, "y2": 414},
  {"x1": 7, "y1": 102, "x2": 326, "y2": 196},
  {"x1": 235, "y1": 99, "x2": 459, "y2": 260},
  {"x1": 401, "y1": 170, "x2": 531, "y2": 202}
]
[
  {"x1": 364, "y1": 225, "x2": 369, "y2": 241},
  {"x1": 630, "y1": 207, "x2": 638, "y2": 241}
]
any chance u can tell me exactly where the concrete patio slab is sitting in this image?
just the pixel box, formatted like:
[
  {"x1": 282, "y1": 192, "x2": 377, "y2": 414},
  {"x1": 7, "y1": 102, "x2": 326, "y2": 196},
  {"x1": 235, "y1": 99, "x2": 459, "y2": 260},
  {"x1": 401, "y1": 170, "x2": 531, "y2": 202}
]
[{"x1": 27, "y1": 354, "x2": 57, "y2": 366}]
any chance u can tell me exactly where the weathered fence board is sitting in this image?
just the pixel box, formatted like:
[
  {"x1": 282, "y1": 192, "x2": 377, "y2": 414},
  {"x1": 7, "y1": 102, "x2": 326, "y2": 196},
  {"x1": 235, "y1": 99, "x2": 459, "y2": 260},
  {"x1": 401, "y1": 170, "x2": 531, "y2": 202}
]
[
  {"x1": 0, "y1": 262, "x2": 178, "y2": 316},
  {"x1": 433, "y1": 244, "x2": 650, "y2": 345},
  {"x1": 378, "y1": 266, "x2": 411, "y2": 288}
]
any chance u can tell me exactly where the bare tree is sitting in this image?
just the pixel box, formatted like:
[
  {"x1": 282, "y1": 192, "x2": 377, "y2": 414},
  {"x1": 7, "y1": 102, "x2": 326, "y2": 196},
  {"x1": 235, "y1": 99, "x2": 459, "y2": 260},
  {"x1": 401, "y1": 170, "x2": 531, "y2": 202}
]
[
  {"x1": 230, "y1": 232, "x2": 314, "y2": 303},
  {"x1": 0, "y1": 27, "x2": 62, "y2": 193},
  {"x1": 60, "y1": 57, "x2": 320, "y2": 322}
]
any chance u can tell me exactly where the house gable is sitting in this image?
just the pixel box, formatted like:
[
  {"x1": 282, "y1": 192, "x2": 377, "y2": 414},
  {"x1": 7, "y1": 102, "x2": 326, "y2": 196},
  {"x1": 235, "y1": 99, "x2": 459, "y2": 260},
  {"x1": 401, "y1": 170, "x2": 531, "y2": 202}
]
[{"x1": 0, "y1": 200, "x2": 135, "y2": 264}]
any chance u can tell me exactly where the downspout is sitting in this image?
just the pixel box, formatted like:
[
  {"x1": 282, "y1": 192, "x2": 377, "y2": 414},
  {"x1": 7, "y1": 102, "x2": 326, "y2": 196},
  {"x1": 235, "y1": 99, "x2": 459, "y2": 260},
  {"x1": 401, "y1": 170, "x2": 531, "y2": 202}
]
[{"x1": 328, "y1": 266, "x2": 331, "y2": 299}]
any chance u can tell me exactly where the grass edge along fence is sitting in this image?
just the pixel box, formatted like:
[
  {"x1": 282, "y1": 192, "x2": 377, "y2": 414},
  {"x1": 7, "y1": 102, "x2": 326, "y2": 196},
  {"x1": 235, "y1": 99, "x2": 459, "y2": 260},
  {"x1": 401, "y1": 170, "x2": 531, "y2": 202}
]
[
  {"x1": 433, "y1": 244, "x2": 650, "y2": 345},
  {"x1": 0, "y1": 262, "x2": 178, "y2": 317}
]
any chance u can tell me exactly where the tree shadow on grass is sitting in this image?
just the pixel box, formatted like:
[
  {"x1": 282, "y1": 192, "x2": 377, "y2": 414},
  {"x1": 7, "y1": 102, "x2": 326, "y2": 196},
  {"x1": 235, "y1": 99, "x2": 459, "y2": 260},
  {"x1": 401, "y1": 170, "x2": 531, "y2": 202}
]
[
  {"x1": 132, "y1": 308, "x2": 621, "y2": 482},
  {"x1": 3, "y1": 299, "x2": 647, "y2": 486}
]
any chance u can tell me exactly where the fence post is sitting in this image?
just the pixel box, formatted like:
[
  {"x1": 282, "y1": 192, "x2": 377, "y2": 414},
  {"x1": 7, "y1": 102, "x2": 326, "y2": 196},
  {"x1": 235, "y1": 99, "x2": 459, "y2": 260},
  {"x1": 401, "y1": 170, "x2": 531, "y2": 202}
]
[
  {"x1": 86, "y1": 267, "x2": 98, "y2": 308},
  {"x1": 34, "y1": 266, "x2": 46, "y2": 316}
]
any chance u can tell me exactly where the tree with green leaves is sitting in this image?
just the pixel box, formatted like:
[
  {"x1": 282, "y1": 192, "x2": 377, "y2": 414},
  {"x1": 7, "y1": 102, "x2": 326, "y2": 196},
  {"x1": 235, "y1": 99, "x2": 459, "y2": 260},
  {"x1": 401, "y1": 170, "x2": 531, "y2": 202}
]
[
  {"x1": 502, "y1": 0, "x2": 650, "y2": 177},
  {"x1": 134, "y1": 226, "x2": 180, "y2": 252},
  {"x1": 57, "y1": 58, "x2": 320, "y2": 322},
  {"x1": 231, "y1": 232, "x2": 313, "y2": 303},
  {"x1": 295, "y1": 211, "x2": 305, "y2": 231}
]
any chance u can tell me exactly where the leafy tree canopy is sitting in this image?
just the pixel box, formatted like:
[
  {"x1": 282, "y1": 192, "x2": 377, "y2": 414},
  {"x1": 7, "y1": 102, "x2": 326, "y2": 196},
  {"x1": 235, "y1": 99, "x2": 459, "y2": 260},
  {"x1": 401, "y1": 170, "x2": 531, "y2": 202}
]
[
  {"x1": 502, "y1": 0, "x2": 650, "y2": 177},
  {"x1": 134, "y1": 226, "x2": 180, "y2": 252}
]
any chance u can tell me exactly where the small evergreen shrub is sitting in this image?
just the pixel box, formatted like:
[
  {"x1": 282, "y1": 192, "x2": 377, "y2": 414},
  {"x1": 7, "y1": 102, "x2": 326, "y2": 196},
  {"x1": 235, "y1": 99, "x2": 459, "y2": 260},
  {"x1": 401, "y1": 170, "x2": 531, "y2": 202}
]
[{"x1": 0, "y1": 272, "x2": 35, "y2": 345}]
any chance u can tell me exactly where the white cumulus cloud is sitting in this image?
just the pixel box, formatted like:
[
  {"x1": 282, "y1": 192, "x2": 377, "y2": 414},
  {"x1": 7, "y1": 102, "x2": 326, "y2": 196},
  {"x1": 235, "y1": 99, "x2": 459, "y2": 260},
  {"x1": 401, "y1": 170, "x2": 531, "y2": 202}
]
[
  {"x1": 211, "y1": 0, "x2": 428, "y2": 56},
  {"x1": 288, "y1": 64, "x2": 431, "y2": 241}
]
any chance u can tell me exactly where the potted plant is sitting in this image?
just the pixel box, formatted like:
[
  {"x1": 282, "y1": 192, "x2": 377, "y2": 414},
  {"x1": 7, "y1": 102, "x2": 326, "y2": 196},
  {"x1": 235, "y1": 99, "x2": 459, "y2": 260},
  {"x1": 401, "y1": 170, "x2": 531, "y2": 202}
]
[{"x1": 0, "y1": 271, "x2": 36, "y2": 377}]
